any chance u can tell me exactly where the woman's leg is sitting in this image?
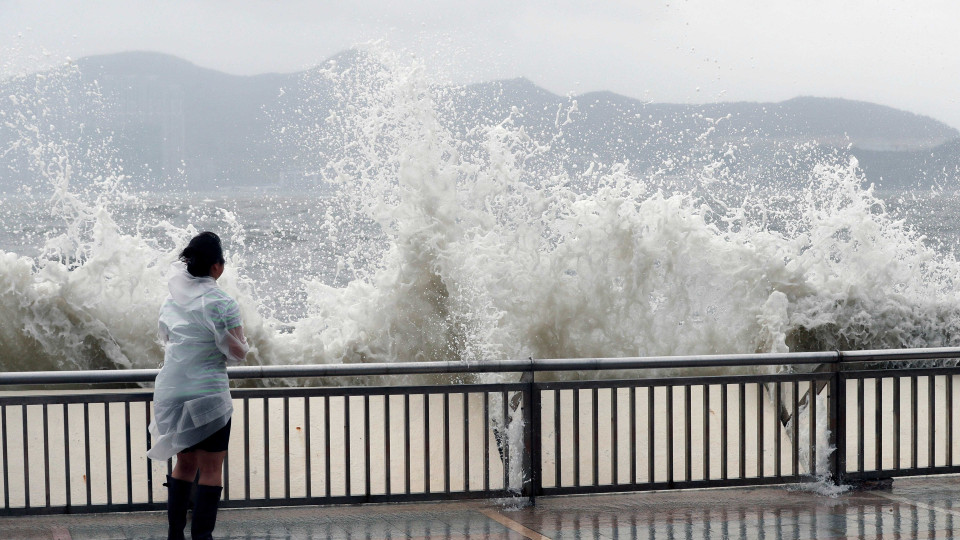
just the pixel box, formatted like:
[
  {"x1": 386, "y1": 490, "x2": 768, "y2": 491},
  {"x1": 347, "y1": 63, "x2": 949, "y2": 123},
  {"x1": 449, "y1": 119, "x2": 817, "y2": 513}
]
[
  {"x1": 166, "y1": 455, "x2": 196, "y2": 540},
  {"x1": 190, "y1": 450, "x2": 227, "y2": 540},
  {"x1": 168, "y1": 449, "x2": 226, "y2": 539},
  {"x1": 171, "y1": 449, "x2": 226, "y2": 484},
  {"x1": 171, "y1": 451, "x2": 200, "y2": 482},
  {"x1": 193, "y1": 450, "x2": 227, "y2": 485},
  {"x1": 168, "y1": 451, "x2": 203, "y2": 539},
  {"x1": 164, "y1": 475, "x2": 192, "y2": 540}
]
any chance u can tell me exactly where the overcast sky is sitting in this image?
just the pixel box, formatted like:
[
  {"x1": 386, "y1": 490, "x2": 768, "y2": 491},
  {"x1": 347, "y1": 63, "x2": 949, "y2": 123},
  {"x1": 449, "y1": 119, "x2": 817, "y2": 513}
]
[{"x1": 3, "y1": 0, "x2": 959, "y2": 129}]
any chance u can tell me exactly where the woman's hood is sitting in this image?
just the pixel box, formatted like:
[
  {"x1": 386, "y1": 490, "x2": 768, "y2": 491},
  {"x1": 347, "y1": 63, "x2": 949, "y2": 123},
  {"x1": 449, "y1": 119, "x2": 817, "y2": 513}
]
[{"x1": 167, "y1": 262, "x2": 218, "y2": 305}]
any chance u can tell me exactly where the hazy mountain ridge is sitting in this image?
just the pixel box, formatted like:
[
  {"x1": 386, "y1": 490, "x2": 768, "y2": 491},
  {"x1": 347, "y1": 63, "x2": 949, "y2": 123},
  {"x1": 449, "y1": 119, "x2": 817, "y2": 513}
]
[
  {"x1": 1, "y1": 51, "x2": 957, "y2": 192},
  {"x1": 453, "y1": 78, "x2": 959, "y2": 187},
  {"x1": 463, "y1": 79, "x2": 956, "y2": 151},
  {"x1": 76, "y1": 52, "x2": 295, "y2": 189}
]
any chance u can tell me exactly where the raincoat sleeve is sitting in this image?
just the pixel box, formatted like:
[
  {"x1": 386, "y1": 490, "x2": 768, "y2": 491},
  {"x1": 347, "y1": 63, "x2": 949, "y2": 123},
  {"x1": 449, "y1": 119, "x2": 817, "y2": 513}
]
[
  {"x1": 158, "y1": 304, "x2": 170, "y2": 343},
  {"x1": 205, "y1": 292, "x2": 249, "y2": 366}
]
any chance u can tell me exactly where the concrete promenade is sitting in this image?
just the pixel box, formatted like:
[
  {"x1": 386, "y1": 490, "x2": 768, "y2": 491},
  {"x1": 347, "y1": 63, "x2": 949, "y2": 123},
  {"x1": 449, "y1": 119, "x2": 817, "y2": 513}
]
[{"x1": 3, "y1": 476, "x2": 960, "y2": 539}]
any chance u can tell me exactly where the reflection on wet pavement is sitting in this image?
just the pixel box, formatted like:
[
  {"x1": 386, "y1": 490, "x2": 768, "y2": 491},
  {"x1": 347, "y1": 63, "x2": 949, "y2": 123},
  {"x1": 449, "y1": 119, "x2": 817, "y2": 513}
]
[{"x1": 5, "y1": 477, "x2": 960, "y2": 539}]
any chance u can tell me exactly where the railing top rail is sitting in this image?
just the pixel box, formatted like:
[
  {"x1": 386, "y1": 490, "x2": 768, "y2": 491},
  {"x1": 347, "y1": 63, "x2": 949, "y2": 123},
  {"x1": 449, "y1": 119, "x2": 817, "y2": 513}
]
[{"x1": 2, "y1": 347, "x2": 959, "y2": 386}]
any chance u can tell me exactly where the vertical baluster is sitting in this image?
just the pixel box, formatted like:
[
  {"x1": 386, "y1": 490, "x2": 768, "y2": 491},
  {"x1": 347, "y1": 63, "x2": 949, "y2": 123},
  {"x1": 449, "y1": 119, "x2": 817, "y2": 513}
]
[
  {"x1": 647, "y1": 387, "x2": 654, "y2": 484},
  {"x1": 592, "y1": 388, "x2": 599, "y2": 486},
  {"x1": 364, "y1": 395, "x2": 371, "y2": 497},
  {"x1": 502, "y1": 390, "x2": 511, "y2": 490},
  {"x1": 857, "y1": 378, "x2": 864, "y2": 473},
  {"x1": 22, "y1": 405, "x2": 30, "y2": 508},
  {"x1": 739, "y1": 383, "x2": 745, "y2": 479},
  {"x1": 722, "y1": 384, "x2": 728, "y2": 480},
  {"x1": 344, "y1": 396, "x2": 351, "y2": 496},
  {"x1": 443, "y1": 393, "x2": 450, "y2": 494},
  {"x1": 424, "y1": 394, "x2": 431, "y2": 493},
  {"x1": 554, "y1": 389, "x2": 561, "y2": 488},
  {"x1": 304, "y1": 397, "x2": 312, "y2": 499},
  {"x1": 612, "y1": 387, "x2": 619, "y2": 485},
  {"x1": 84, "y1": 403, "x2": 91, "y2": 507},
  {"x1": 792, "y1": 381, "x2": 799, "y2": 477},
  {"x1": 223, "y1": 421, "x2": 230, "y2": 502},
  {"x1": 929, "y1": 375, "x2": 936, "y2": 469},
  {"x1": 912, "y1": 376, "x2": 918, "y2": 470},
  {"x1": 1, "y1": 405, "x2": 7, "y2": 509},
  {"x1": 667, "y1": 386, "x2": 674, "y2": 485},
  {"x1": 757, "y1": 383, "x2": 764, "y2": 478},
  {"x1": 42, "y1": 404, "x2": 50, "y2": 509},
  {"x1": 243, "y1": 398, "x2": 250, "y2": 501},
  {"x1": 876, "y1": 378, "x2": 883, "y2": 471},
  {"x1": 809, "y1": 381, "x2": 817, "y2": 476},
  {"x1": 404, "y1": 394, "x2": 411, "y2": 495},
  {"x1": 573, "y1": 389, "x2": 580, "y2": 487},
  {"x1": 462, "y1": 392, "x2": 468, "y2": 492},
  {"x1": 483, "y1": 392, "x2": 489, "y2": 492},
  {"x1": 704, "y1": 385, "x2": 710, "y2": 482},
  {"x1": 831, "y1": 375, "x2": 844, "y2": 486},
  {"x1": 894, "y1": 377, "x2": 901, "y2": 470},
  {"x1": 324, "y1": 395, "x2": 331, "y2": 498},
  {"x1": 684, "y1": 385, "x2": 692, "y2": 482},
  {"x1": 948, "y1": 375, "x2": 954, "y2": 467},
  {"x1": 264, "y1": 398, "x2": 271, "y2": 499},
  {"x1": 124, "y1": 402, "x2": 132, "y2": 505},
  {"x1": 105, "y1": 402, "x2": 112, "y2": 506},
  {"x1": 284, "y1": 397, "x2": 291, "y2": 500},
  {"x1": 629, "y1": 386, "x2": 636, "y2": 485},
  {"x1": 384, "y1": 394, "x2": 391, "y2": 496},
  {"x1": 775, "y1": 383, "x2": 781, "y2": 478},
  {"x1": 65, "y1": 403, "x2": 73, "y2": 508},
  {"x1": 42, "y1": 403, "x2": 50, "y2": 508}
]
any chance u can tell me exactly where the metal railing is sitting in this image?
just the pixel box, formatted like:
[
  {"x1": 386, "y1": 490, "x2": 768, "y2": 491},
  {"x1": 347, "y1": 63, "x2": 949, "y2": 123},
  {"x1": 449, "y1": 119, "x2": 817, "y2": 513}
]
[{"x1": 1, "y1": 348, "x2": 960, "y2": 515}]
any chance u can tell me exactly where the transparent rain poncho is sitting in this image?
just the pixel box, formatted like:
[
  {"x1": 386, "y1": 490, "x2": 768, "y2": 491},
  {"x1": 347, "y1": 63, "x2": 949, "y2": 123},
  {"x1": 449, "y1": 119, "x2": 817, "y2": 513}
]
[{"x1": 147, "y1": 263, "x2": 248, "y2": 461}]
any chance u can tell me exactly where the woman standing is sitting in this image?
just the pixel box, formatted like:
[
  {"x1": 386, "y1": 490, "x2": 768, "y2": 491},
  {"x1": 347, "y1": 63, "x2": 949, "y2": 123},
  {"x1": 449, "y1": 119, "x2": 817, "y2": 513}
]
[{"x1": 148, "y1": 232, "x2": 248, "y2": 540}]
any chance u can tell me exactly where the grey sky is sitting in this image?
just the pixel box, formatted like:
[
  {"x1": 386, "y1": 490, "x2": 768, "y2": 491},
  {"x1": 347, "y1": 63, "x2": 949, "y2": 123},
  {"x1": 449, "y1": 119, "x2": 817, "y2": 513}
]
[{"x1": 3, "y1": 0, "x2": 959, "y2": 129}]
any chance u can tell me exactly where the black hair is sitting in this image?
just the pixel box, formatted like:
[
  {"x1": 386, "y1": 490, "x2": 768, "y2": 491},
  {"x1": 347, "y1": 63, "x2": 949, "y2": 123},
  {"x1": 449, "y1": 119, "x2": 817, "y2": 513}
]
[{"x1": 179, "y1": 231, "x2": 226, "y2": 277}]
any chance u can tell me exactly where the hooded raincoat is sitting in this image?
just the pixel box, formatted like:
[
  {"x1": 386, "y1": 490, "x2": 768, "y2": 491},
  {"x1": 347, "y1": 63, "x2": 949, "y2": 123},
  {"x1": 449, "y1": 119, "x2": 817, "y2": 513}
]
[{"x1": 147, "y1": 264, "x2": 248, "y2": 461}]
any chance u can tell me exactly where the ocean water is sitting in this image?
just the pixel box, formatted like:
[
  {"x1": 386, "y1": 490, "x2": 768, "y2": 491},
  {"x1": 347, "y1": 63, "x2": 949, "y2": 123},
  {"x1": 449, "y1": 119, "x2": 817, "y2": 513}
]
[{"x1": 2, "y1": 47, "x2": 960, "y2": 376}]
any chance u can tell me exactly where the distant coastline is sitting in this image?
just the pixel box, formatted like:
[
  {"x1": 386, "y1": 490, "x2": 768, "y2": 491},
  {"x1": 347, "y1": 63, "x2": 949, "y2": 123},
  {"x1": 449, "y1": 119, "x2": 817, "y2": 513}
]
[{"x1": 1, "y1": 50, "x2": 957, "y2": 193}]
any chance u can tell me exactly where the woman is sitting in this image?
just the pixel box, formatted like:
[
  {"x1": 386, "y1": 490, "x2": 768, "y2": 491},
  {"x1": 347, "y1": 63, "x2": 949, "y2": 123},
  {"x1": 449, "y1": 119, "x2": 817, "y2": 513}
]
[{"x1": 148, "y1": 231, "x2": 248, "y2": 540}]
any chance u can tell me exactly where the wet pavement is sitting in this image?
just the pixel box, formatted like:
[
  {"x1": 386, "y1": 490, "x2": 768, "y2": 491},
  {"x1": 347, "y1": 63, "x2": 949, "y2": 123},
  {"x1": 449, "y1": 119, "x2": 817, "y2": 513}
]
[{"x1": 4, "y1": 476, "x2": 960, "y2": 539}]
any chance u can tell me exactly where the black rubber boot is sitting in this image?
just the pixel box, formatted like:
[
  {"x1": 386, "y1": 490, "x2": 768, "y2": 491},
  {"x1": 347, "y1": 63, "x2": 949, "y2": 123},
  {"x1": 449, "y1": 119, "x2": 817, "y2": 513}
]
[
  {"x1": 164, "y1": 475, "x2": 193, "y2": 540},
  {"x1": 190, "y1": 484, "x2": 223, "y2": 540}
]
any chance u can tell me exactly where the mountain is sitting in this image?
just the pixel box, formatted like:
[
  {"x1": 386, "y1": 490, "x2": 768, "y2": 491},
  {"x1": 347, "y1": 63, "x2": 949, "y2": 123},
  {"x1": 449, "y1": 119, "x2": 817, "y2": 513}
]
[
  {"x1": 1, "y1": 51, "x2": 957, "y2": 192},
  {"x1": 450, "y1": 79, "x2": 958, "y2": 187},
  {"x1": 75, "y1": 52, "x2": 298, "y2": 189},
  {"x1": 459, "y1": 82, "x2": 956, "y2": 151}
]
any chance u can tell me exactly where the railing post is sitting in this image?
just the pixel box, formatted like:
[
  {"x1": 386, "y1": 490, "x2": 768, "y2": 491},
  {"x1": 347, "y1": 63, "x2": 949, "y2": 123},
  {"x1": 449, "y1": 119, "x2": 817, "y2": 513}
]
[
  {"x1": 520, "y1": 364, "x2": 540, "y2": 504},
  {"x1": 830, "y1": 350, "x2": 846, "y2": 485}
]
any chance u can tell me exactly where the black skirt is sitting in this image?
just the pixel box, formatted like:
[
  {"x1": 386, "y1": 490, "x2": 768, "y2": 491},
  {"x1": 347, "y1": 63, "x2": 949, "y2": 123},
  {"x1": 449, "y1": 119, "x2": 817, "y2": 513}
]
[{"x1": 181, "y1": 419, "x2": 232, "y2": 453}]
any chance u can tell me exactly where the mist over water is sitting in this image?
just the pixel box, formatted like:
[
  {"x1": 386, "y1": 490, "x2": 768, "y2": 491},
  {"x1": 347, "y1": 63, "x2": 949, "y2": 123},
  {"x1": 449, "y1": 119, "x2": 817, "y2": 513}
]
[{"x1": 2, "y1": 47, "x2": 960, "y2": 376}]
